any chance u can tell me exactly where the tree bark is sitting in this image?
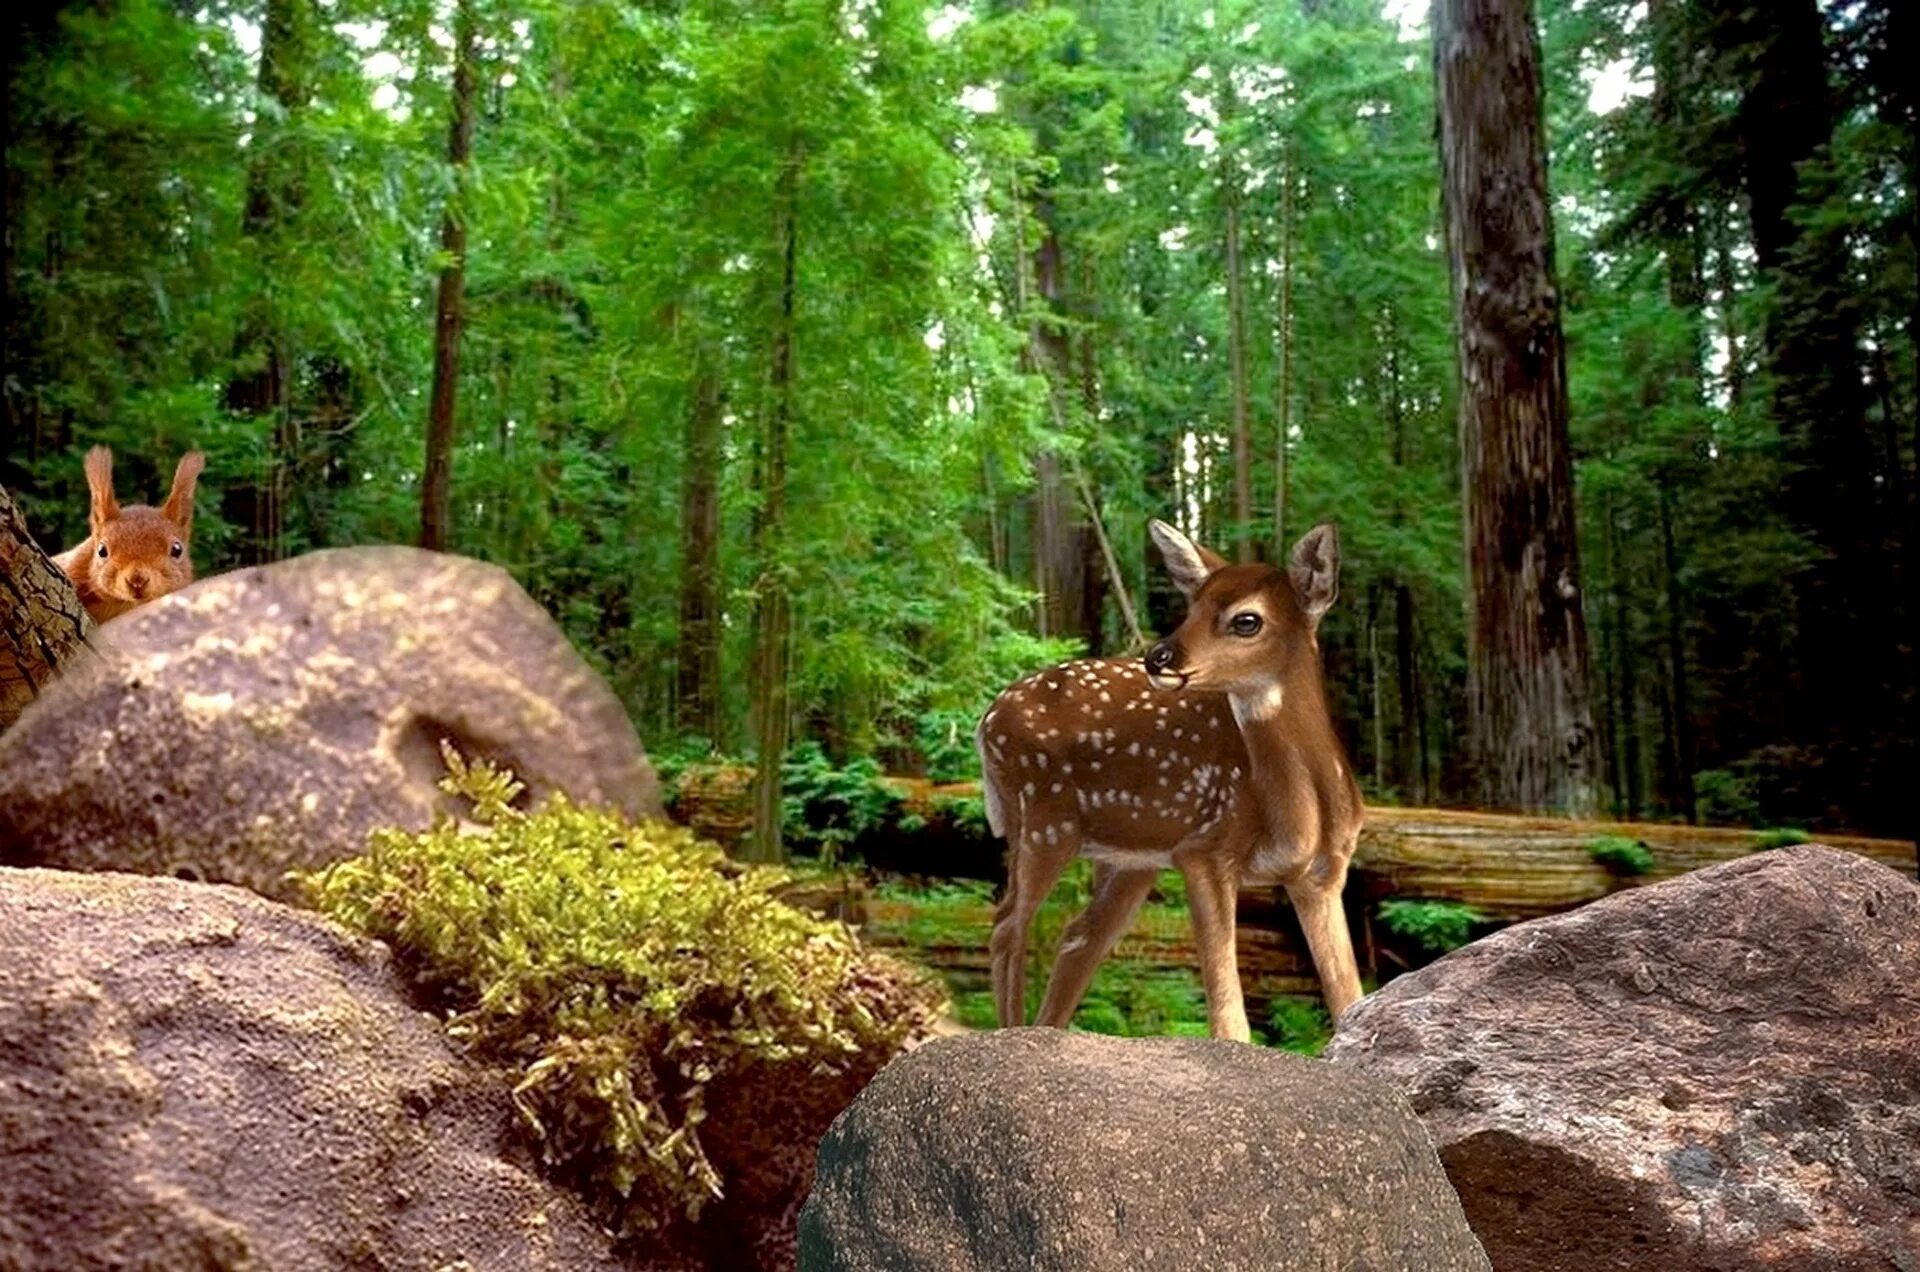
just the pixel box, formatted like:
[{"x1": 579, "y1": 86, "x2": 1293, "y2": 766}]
[
  {"x1": 745, "y1": 145, "x2": 802, "y2": 865},
  {"x1": 1, "y1": 486, "x2": 93, "y2": 732},
  {"x1": 677, "y1": 346, "x2": 724, "y2": 743},
  {"x1": 1271, "y1": 149, "x2": 1296, "y2": 557},
  {"x1": 420, "y1": 0, "x2": 478, "y2": 552},
  {"x1": 1657, "y1": 484, "x2": 1697, "y2": 820},
  {"x1": 1434, "y1": 0, "x2": 1600, "y2": 815},
  {"x1": 1703, "y1": 0, "x2": 1887, "y2": 823},
  {"x1": 1221, "y1": 121, "x2": 1254, "y2": 563},
  {"x1": 223, "y1": 0, "x2": 310, "y2": 565}
]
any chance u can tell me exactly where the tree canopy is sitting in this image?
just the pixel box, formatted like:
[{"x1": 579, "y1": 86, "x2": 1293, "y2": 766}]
[{"x1": 4, "y1": 0, "x2": 1911, "y2": 838}]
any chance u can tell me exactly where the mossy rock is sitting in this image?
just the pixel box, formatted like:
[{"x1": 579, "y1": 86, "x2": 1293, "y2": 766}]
[{"x1": 305, "y1": 752, "x2": 948, "y2": 1270}]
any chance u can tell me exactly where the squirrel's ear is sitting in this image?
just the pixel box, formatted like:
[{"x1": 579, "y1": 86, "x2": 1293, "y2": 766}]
[
  {"x1": 162, "y1": 451, "x2": 205, "y2": 532},
  {"x1": 84, "y1": 446, "x2": 119, "y2": 532}
]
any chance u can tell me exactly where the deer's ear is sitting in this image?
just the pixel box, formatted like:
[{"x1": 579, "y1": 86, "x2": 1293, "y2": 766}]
[
  {"x1": 1150, "y1": 519, "x2": 1226, "y2": 600},
  {"x1": 84, "y1": 446, "x2": 120, "y2": 532},
  {"x1": 162, "y1": 451, "x2": 205, "y2": 531},
  {"x1": 1289, "y1": 523, "x2": 1340, "y2": 624}
]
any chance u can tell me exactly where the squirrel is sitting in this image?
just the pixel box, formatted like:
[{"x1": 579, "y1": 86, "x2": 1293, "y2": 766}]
[{"x1": 51, "y1": 445, "x2": 206, "y2": 623}]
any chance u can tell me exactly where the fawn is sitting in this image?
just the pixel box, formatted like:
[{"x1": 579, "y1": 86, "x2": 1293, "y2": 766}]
[{"x1": 976, "y1": 519, "x2": 1363, "y2": 1042}]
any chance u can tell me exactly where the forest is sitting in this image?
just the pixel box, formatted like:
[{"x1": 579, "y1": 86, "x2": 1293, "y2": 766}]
[{"x1": 4, "y1": 0, "x2": 1913, "y2": 844}]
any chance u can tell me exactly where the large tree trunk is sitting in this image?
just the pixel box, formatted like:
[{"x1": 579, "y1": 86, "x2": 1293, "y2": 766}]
[
  {"x1": 1434, "y1": 0, "x2": 1600, "y2": 815},
  {"x1": 1, "y1": 486, "x2": 93, "y2": 732},
  {"x1": 420, "y1": 0, "x2": 477, "y2": 552},
  {"x1": 1028, "y1": 215, "x2": 1088, "y2": 643},
  {"x1": 223, "y1": 0, "x2": 309, "y2": 565},
  {"x1": 677, "y1": 349, "x2": 724, "y2": 743},
  {"x1": 1271, "y1": 150, "x2": 1295, "y2": 558},
  {"x1": 745, "y1": 147, "x2": 802, "y2": 865},
  {"x1": 1703, "y1": 0, "x2": 1890, "y2": 825},
  {"x1": 1221, "y1": 113, "x2": 1254, "y2": 563}
]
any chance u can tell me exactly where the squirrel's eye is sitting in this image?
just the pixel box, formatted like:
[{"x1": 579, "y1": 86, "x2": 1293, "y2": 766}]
[
  {"x1": 1230, "y1": 612, "x2": 1263, "y2": 637},
  {"x1": 170, "y1": 541, "x2": 183, "y2": 558},
  {"x1": 97, "y1": 542, "x2": 108, "y2": 559}
]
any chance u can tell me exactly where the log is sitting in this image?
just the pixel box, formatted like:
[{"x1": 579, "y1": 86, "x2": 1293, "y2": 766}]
[
  {"x1": 1333, "y1": 806, "x2": 1917, "y2": 918},
  {"x1": 668, "y1": 765, "x2": 1919, "y2": 913}
]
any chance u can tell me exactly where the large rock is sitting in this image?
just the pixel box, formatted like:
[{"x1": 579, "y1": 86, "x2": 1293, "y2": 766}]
[
  {"x1": 1324, "y1": 846, "x2": 1920, "y2": 1272},
  {"x1": 796, "y1": 1028, "x2": 1489, "y2": 1272},
  {"x1": 0, "y1": 547, "x2": 660, "y2": 901},
  {"x1": 0, "y1": 867, "x2": 665, "y2": 1272}
]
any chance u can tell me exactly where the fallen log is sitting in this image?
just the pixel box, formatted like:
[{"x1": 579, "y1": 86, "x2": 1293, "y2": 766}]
[{"x1": 674, "y1": 764, "x2": 1917, "y2": 917}]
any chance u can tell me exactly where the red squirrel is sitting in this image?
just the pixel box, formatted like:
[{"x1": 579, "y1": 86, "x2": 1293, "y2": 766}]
[{"x1": 51, "y1": 446, "x2": 206, "y2": 623}]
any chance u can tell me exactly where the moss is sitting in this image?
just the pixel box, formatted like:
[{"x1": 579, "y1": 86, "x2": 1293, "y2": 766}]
[
  {"x1": 1752, "y1": 826, "x2": 1813, "y2": 850},
  {"x1": 1587, "y1": 835, "x2": 1656, "y2": 875},
  {"x1": 301, "y1": 745, "x2": 943, "y2": 1237}
]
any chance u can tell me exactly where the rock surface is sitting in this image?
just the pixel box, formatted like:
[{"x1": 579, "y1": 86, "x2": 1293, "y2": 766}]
[
  {"x1": 796, "y1": 1028, "x2": 1489, "y2": 1272},
  {"x1": 1324, "y1": 845, "x2": 1920, "y2": 1272},
  {"x1": 0, "y1": 546, "x2": 660, "y2": 901},
  {"x1": 0, "y1": 867, "x2": 664, "y2": 1272}
]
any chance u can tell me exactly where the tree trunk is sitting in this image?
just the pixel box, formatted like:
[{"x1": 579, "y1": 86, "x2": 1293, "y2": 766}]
[
  {"x1": 1395, "y1": 581, "x2": 1423, "y2": 803},
  {"x1": 420, "y1": 0, "x2": 477, "y2": 552},
  {"x1": 746, "y1": 146, "x2": 802, "y2": 865},
  {"x1": 1271, "y1": 149, "x2": 1295, "y2": 557},
  {"x1": 1704, "y1": 0, "x2": 1887, "y2": 824},
  {"x1": 677, "y1": 347, "x2": 724, "y2": 743},
  {"x1": 1434, "y1": 0, "x2": 1600, "y2": 815},
  {"x1": 1, "y1": 486, "x2": 93, "y2": 732},
  {"x1": 1222, "y1": 128, "x2": 1254, "y2": 563},
  {"x1": 223, "y1": 0, "x2": 309, "y2": 565},
  {"x1": 1657, "y1": 484, "x2": 1697, "y2": 819}
]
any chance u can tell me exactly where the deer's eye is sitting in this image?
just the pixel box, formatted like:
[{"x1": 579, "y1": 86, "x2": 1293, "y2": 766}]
[
  {"x1": 170, "y1": 541, "x2": 183, "y2": 559},
  {"x1": 97, "y1": 542, "x2": 109, "y2": 560},
  {"x1": 1229, "y1": 612, "x2": 1263, "y2": 637}
]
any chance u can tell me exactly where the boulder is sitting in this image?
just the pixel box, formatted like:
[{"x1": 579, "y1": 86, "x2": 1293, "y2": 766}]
[
  {"x1": 1323, "y1": 846, "x2": 1920, "y2": 1272},
  {"x1": 0, "y1": 547, "x2": 660, "y2": 901},
  {"x1": 796, "y1": 1028, "x2": 1489, "y2": 1272},
  {"x1": 0, "y1": 867, "x2": 669, "y2": 1272}
]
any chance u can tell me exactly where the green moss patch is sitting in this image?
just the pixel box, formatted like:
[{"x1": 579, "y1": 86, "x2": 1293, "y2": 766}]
[{"x1": 302, "y1": 746, "x2": 943, "y2": 1236}]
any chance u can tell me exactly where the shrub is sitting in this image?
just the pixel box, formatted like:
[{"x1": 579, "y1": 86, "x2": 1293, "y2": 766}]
[
  {"x1": 1752, "y1": 826, "x2": 1813, "y2": 850},
  {"x1": 1266, "y1": 997, "x2": 1333, "y2": 1056},
  {"x1": 1587, "y1": 835, "x2": 1655, "y2": 875},
  {"x1": 1376, "y1": 898, "x2": 1485, "y2": 955},
  {"x1": 780, "y1": 741, "x2": 903, "y2": 861},
  {"x1": 302, "y1": 746, "x2": 944, "y2": 1237}
]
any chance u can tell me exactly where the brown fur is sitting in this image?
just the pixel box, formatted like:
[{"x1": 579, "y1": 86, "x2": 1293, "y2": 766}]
[
  {"x1": 976, "y1": 520, "x2": 1364, "y2": 1041},
  {"x1": 52, "y1": 446, "x2": 205, "y2": 623}
]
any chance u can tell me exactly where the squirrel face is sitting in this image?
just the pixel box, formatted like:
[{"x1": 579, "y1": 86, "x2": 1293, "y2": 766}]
[
  {"x1": 58, "y1": 446, "x2": 206, "y2": 622},
  {"x1": 90, "y1": 506, "x2": 195, "y2": 605}
]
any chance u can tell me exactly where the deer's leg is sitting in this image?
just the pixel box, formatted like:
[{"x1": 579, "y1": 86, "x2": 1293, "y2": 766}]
[
  {"x1": 1034, "y1": 864, "x2": 1157, "y2": 1028},
  {"x1": 1177, "y1": 852, "x2": 1251, "y2": 1042},
  {"x1": 989, "y1": 820, "x2": 1078, "y2": 1028},
  {"x1": 1287, "y1": 858, "x2": 1363, "y2": 1021}
]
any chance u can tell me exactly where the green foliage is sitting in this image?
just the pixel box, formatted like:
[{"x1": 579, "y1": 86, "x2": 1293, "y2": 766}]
[
  {"x1": 1376, "y1": 898, "x2": 1485, "y2": 956},
  {"x1": 1694, "y1": 769, "x2": 1765, "y2": 827},
  {"x1": 1752, "y1": 827, "x2": 1813, "y2": 851},
  {"x1": 1586, "y1": 835, "x2": 1656, "y2": 875},
  {"x1": 5, "y1": 0, "x2": 1908, "y2": 834},
  {"x1": 302, "y1": 747, "x2": 941, "y2": 1235},
  {"x1": 1266, "y1": 998, "x2": 1334, "y2": 1057},
  {"x1": 779, "y1": 742, "x2": 904, "y2": 861}
]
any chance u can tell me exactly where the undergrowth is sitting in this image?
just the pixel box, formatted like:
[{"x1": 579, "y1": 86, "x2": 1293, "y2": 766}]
[{"x1": 1376, "y1": 897, "x2": 1486, "y2": 955}]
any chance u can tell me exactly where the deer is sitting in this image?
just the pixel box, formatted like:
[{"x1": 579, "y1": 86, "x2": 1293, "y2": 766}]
[{"x1": 975, "y1": 519, "x2": 1363, "y2": 1043}]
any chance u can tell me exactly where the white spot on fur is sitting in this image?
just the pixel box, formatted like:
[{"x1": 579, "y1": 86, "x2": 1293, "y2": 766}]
[{"x1": 1230, "y1": 683, "x2": 1286, "y2": 728}]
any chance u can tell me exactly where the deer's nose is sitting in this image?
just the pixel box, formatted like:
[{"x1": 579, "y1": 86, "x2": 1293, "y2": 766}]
[{"x1": 1145, "y1": 641, "x2": 1178, "y2": 674}]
